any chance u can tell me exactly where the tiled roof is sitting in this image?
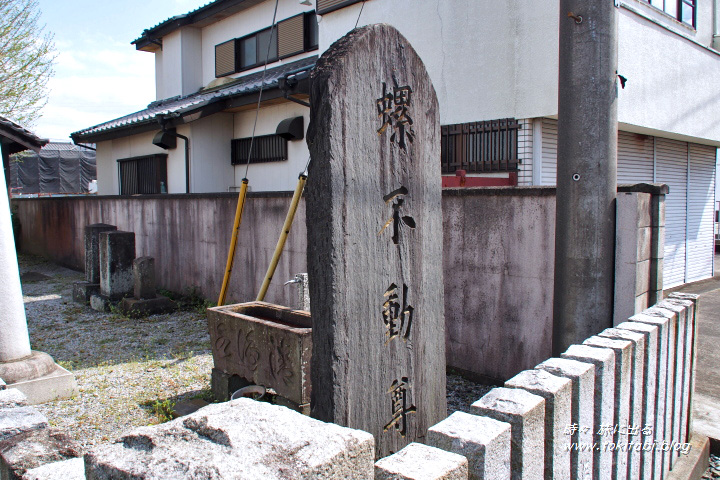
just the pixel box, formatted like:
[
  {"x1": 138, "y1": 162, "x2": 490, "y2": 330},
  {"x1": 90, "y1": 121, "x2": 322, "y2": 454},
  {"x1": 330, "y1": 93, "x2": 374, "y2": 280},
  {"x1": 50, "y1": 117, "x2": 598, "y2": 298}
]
[
  {"x1": 0, "y1": 116, "x2": 48, "y2": 153},
  {"x1": 71, "y1": 56, "x2": 315, "y2": 142}
]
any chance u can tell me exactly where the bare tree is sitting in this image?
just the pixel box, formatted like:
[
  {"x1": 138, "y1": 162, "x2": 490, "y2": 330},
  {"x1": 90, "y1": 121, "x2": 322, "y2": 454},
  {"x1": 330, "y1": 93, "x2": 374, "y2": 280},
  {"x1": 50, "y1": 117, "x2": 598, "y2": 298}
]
[{"x1": 0, "y1": 0, "x2": 55, "y2": 126}]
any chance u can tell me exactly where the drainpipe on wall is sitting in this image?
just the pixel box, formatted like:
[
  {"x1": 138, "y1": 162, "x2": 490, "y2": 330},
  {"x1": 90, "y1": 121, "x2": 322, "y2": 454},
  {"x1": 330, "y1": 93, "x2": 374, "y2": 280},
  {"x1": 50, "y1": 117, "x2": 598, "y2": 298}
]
[{"x1": 714, "y1": 0, "x2": 720, "y2": 49}]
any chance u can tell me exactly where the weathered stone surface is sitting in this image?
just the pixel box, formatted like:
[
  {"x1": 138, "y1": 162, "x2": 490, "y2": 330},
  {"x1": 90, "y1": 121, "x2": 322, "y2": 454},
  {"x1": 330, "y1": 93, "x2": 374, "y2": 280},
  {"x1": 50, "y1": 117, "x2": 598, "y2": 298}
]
[
  {"x1": 0, "y1": 378, "x2": 5, "y2": 390},
  {"x1": 667, "y1": 293, "x2": 698, "y2": 441},
  {"x1": 0, "y1": 407, "x2": 47, "y2": 442},
  {"x1": 89, "y1": 294, "x2": 110, "y2": 313},
  {"x1": 659, "y1": 299, "x2": 692, "y2": 453},
  {"x1": 0, "y1": 389, "x2": 27, "y2": 409},
  {"x1": 615, "y1": 320, "x2": 659, "y2": 480},
  {"x1": 562, "y1": 344, "x2": 615, "y2": 480},
  {"x1": 118, "y1": 295, "x2": 176, "y2": 318},
  {"x1": 634, "y1": 306, "x2": 677, "y2": 472},
  {"x1": 0, "y1": 428, "x2": 80, "y2": 480},
  {"x1": 428, "y1": 411, "x2": 510, "y2": 480},
  {"x1": 99, "y1": 231, "x2": 135, "y2": 300},
  {"x1": 72, "y1": 281, "x2": 99, "y2": 305},
  {"x1": 471, "y1": 387, "x2": 544, "y2": 480},
  {"x1": 536, "y1": 357, "x2": 594, "y2": 480},
  {"x1": 582, "y1": 336, "x2": 632, "y2": 480},
  {"x1": 628, "y1": 310, "x2": 671, "y2": 476},
  {"x1": 307, "y1": 24, "x2": 445, "y2": 457},
  {"x1": 133, "y1": 257, "x2": 156, "y2": 300},
  {"x1": 84, "y1": 224, "x2": 117, "y2": 284},
  {"x1": 598, "y1": 328, "x2": 646, "y2": 480},
  {"x1": 21, "y1": 457, "x2": 85, "y2": 480},
  {"x1": 207, "y1": 302, "x2": 311, "y2": 406},
  {"x1": 374, "y1": 442, "x2": 468, "y2": 480},
  {"x1": 505, "y1": 369, "x2": 572, "y2": 480},
  {"x1": 85, "y1": 398, "x2": 374, "y2": 480},
  {"x1": 0, "y1": 351, "x2": 55, "y2": 385}
]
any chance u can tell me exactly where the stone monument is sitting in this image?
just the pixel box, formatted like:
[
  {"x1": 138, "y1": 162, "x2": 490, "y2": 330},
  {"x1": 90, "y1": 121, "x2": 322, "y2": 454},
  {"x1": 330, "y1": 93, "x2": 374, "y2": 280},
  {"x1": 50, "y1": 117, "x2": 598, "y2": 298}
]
[
  {"x1": 73, "y1": 223, "x2": 117, "y2": 304},
  {"x1": 307, "y1": 24, "x2": 446, "y2": 457}
]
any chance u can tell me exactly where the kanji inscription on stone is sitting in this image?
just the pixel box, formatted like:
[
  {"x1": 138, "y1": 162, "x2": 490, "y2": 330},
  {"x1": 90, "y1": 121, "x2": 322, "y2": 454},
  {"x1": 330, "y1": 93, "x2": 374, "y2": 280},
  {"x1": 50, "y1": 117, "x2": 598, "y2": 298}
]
[{"x1": 307, "y1": 24, "x2": 445, "y2": 458}]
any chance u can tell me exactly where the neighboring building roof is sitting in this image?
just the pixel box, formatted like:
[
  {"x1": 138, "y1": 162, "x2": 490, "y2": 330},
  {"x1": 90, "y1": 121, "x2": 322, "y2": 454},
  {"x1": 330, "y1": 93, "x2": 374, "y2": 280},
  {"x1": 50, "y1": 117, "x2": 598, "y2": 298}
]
[
  {"x1": 132, "y1": 0, "x2": 265, "y2": 52},
  {"x1": 71, "y1": 56, "x2": 316, "y2": 144},
  {"x1": 0, "y1": 116, "x2": 48, "y2": 156}
]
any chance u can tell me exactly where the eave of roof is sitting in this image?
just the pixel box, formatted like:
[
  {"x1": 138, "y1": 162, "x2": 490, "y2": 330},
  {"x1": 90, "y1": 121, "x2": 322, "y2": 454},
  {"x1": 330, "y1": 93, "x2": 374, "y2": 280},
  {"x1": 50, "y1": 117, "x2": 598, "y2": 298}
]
[
  {"x1": 71, "y1": 56, "x2": 316, "y2": 144},
  {"x1": 0, "y1": 116, "x2": 49, "y2": 155},
  {"x1": 132, "y1": 0, "x2": 265, "y2": 52}
]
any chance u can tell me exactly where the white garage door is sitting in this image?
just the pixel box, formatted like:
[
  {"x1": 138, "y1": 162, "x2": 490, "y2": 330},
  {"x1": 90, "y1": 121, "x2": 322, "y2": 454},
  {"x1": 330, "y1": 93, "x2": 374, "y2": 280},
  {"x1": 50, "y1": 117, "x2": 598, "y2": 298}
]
[{"x1": 686, "y1": 144, "x2": 717, "y2": 282}]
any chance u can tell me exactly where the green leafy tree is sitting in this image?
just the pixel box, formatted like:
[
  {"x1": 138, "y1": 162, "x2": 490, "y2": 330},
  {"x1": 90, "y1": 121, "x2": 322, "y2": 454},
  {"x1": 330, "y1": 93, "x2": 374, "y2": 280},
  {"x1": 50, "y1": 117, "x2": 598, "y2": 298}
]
[{"x1": 0, "y1": 0, "x2": 55, "y2": 126}]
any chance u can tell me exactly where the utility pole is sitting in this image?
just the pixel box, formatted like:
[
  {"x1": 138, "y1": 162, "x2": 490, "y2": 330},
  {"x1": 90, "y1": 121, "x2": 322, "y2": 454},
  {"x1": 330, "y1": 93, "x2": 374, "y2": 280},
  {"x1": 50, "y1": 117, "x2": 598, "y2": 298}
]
[{"x1": 553, "y1": 0, "x2": 619, "y2": 355}]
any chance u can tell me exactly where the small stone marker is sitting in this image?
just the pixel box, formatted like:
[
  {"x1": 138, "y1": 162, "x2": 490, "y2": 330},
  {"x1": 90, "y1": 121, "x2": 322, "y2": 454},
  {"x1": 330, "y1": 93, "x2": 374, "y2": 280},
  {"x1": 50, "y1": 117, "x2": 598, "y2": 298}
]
[
  {"x1": 582, "y1": 336, "x2": 632, "y2": 480},
  {"x1": 133, "y1": 256, "x2": 156, "y2": 299},
  {"x1": 599, "y1": 327, "x2": 646, "y2": 480},
  {"x1": 668, "y1": 292, "x2": 699, "y2": 440},
  {"x1": 615, "y1": 320, "x2": 659, "y2": 480},
  {"x1": 536, "y1": 357, "x2": 595, "y2": 480},
  {"x1": 505, "y1": 369, "x2": 572, "y2": 480},
  {"x1": 427, "y1": 411, "x2": 511, "y2": 480},
  {"x1": 659, "y1": 299, "x2": 691, "y2": 452},
  {"x1": 562, "y1": 344, "x2": 615, "y2": 480},
  {"x1": 99, "y1": 231, "x2": 135, "y2": 300},
  {"x1": 73, "y1": 224, "x2": 117, "y2": 304},
  {"x1": 471, "y1": 387, "x2": 545, "y2": 480},
  {"x1": 119, "y1": 257, "x2": 176, "y2": 318},
  {"x1": 374, "y1": 442, "x2": 469, "y2": 480},
  {"x1": 85, "y1": 398, "x2": 374, "y2": 479},
  {"x1": 638, "y1": 306, "x2": 678, "y2": 472},
  {"x1": 307, "y1": 24, "x2": 445, "y2": 457},
  {"x1": 628, "y1": 311, "x2": 671, "y2": 477}
]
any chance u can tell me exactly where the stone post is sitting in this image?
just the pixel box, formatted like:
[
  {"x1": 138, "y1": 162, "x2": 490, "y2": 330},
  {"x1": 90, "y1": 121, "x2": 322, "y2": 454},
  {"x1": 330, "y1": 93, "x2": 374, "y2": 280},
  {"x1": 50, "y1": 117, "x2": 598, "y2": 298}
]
[
  {"x1": 307, "y1": 25, "x2": 445, "y2": 457},
  {"x1": 99, "y1": 231, "x2": 135, "y2": 300},
  {"x1": 73, "y1": 223, "x2": 117, "y2": 304},
  {"x1": 0, "y1": 162, "x2": 31, "y2": 362}
]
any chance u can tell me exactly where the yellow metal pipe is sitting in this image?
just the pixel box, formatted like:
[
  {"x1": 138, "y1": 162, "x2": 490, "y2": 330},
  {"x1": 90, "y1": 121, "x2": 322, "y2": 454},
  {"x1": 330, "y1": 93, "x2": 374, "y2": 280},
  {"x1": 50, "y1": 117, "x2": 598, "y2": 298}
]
[
  {"x1": 217, "y1": 178, "x2": 249, "y2": 306},
  {"x1": 256, "y1": 173, "x2": 307, "y2": 302}
]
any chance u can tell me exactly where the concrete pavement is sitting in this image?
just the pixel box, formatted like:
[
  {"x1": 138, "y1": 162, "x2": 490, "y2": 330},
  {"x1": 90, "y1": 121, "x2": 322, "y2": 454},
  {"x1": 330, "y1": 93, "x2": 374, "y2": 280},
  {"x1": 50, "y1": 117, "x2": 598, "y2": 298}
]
[{"x1": 667, "y1": 253, "x2": 720, "y2": 443}]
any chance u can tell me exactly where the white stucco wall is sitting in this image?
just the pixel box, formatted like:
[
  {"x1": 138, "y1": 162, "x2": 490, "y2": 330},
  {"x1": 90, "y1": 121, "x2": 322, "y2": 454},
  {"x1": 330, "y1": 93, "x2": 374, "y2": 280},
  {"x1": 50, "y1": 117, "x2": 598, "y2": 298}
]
[
  {"x1": 233, "y1": 102, "x2": 310, "y2": 192},
  {"x1": 200, "y1": 1, "x2": 316, "y2": 88},
  {"x1": 190, "y1": 113, "x2": 235, "y2": 193},
  {"x1": 156, "y1": 28, "x2": 203, "y2": 99},
  {"x1": 319, "y1": 0, "x2": 720, "y2": 144}
]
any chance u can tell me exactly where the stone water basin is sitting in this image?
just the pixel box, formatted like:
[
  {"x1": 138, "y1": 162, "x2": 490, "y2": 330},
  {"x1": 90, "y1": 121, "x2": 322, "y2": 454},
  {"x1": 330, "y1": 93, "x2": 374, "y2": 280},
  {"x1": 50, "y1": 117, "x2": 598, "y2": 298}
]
[{"x1": 207, "y1": 301, "x2": 311, "y2": 412}]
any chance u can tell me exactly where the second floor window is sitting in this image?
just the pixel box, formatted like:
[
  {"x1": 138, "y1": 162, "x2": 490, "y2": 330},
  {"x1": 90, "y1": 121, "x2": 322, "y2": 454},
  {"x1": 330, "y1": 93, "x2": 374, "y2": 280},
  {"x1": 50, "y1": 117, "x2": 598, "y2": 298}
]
[
  {"x1": 215, "y1": 12, "x2": 318, "y2": 78},
  {"x1": 647, "y1": 0, "x2": 696, "y2": 27}
]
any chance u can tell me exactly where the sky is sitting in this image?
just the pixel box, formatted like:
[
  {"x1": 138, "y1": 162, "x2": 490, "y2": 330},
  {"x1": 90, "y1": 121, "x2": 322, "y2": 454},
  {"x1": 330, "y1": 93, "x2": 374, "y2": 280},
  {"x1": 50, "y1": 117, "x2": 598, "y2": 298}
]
[{"x1": 33, "y1": 0, "x2": 209, "y2": 142}]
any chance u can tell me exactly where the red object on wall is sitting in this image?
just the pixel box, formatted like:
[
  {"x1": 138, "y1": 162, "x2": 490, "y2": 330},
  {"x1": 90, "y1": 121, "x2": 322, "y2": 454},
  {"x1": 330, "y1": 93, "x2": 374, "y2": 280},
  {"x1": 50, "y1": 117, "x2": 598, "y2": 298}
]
[{"x1": 441, "y1": 170, "x2": 518, "y2": 188}]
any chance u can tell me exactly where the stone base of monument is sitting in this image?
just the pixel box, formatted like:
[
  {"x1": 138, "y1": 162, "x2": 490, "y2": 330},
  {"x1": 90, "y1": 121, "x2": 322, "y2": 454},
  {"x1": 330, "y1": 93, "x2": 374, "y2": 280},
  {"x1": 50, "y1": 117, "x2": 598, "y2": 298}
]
[
  {"x1": 72, "y1": 281, "x2": 99, "y2": 304},
  {"x1": 119, "y1": 295, "x2": 176, "y2": 318},
  {"x1": 0, "y1": 351, "x2": 77, "y2": 405},
  {"x1": 207, "y1": 302, "x2": 312, "y2": 413},
  {"x1": 89, "y1": 294, "x2": 111, "y2": 312}
]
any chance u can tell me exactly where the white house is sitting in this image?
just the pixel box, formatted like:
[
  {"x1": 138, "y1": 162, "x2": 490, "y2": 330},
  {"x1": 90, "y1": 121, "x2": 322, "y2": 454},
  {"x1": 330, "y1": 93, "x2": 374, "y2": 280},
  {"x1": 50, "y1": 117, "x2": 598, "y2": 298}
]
[{"x1": 71, "y1": 0, "x2": 719, "y2": 287}]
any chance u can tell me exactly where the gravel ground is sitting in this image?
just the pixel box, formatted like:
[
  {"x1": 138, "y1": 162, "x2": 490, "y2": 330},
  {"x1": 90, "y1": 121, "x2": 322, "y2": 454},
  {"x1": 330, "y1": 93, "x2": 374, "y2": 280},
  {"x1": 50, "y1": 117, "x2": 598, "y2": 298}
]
[
  {"x1": 17, "y1": 254, "x2": 493, "y2": 453},
  {"x1": 702, "y1": 454, "x2": 720, "y2": 479}
]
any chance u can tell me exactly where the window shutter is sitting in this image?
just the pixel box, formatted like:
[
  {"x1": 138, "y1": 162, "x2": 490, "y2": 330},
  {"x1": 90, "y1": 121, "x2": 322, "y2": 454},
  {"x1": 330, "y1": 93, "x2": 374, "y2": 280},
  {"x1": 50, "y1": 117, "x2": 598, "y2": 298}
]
[
  {"x1": 278, "y1": 15, "x2": 305, "y2": 58},
  {"x1": 317, "y1": 0, "x2": 364, "y2": 15},
  {"x1": 215, "y1": 40, "x2": 236, "y2": 77}
]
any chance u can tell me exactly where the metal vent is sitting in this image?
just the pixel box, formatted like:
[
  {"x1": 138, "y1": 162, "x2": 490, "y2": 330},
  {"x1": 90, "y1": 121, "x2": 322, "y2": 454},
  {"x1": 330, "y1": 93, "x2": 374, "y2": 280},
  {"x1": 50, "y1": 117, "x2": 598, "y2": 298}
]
[
  {"x1": 316, "y1": 0, "x2": 363, "y2": 15},
  {"x1": 278, "y1": 15, "x2": 305, "y2": 58},
  {"x1": 231, "y1": 135, "x2": 288, "y2": 165},
  {"x1": 215, "y1": 40, "x2": 236, "y2": 77}
]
